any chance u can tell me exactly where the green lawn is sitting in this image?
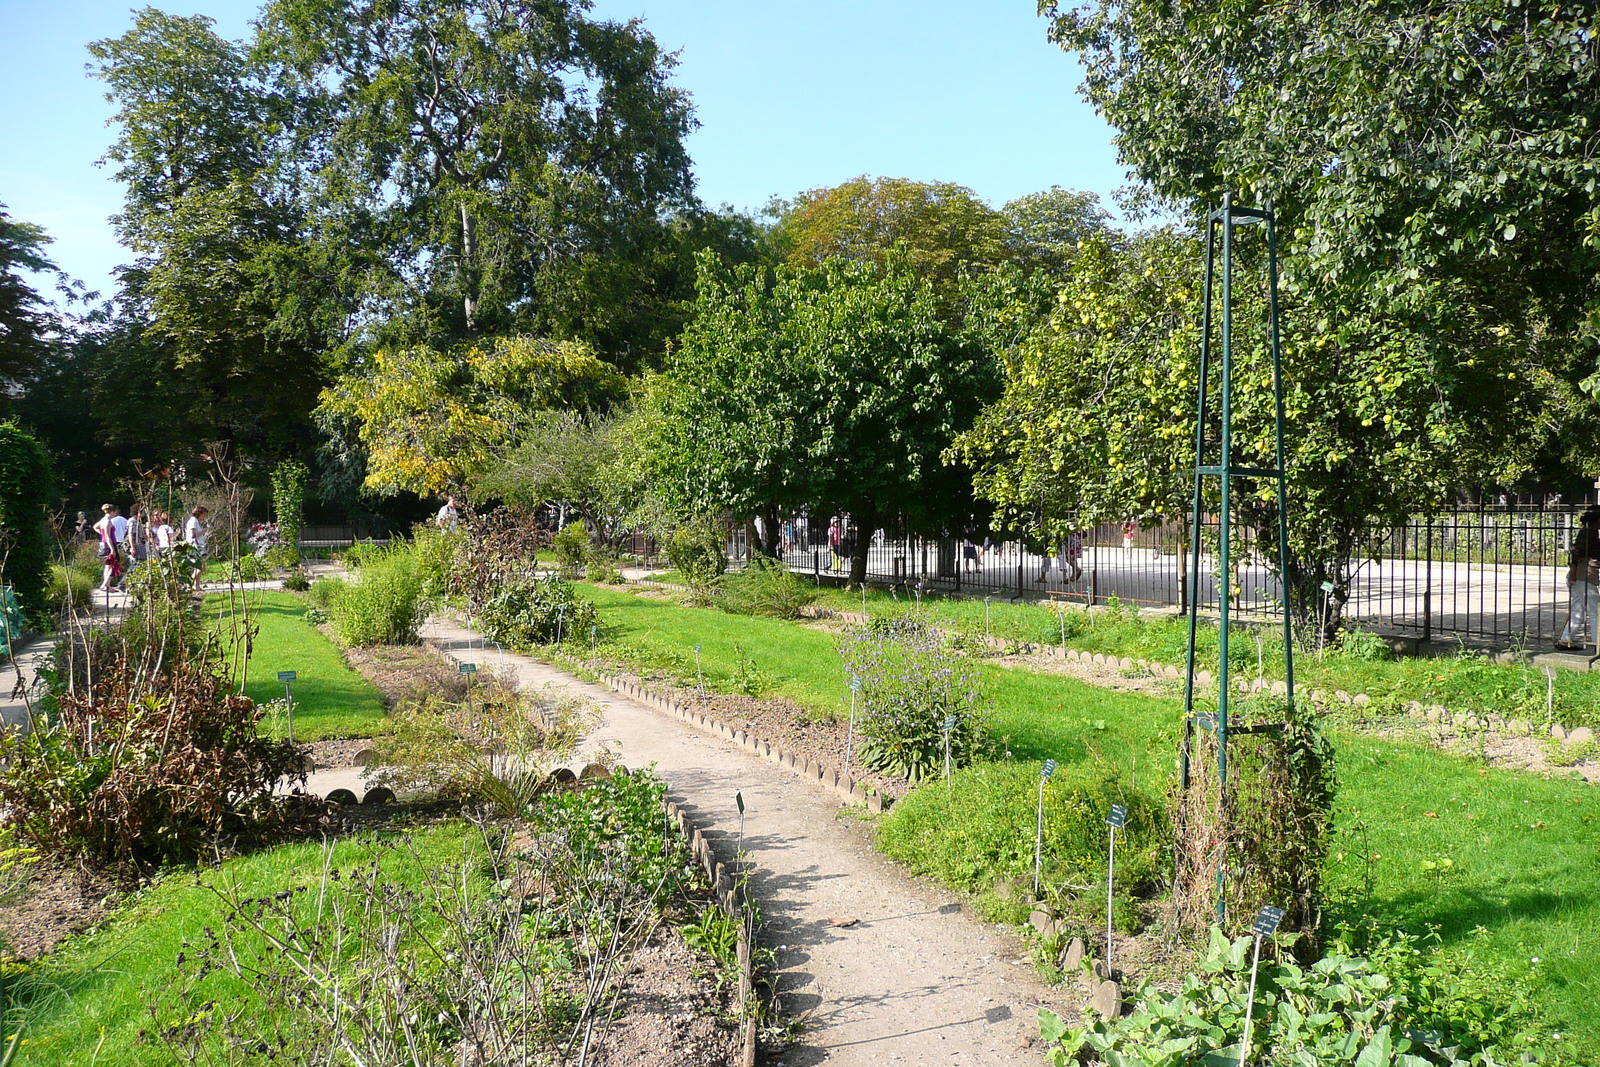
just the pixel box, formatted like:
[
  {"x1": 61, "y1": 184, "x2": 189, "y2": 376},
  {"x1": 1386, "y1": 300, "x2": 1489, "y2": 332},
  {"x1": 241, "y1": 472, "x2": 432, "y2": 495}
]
[
  {"x1": 581, "y1": 581, "x2": 1600, "y2": 1060},
  {"x1": 786, "y1": 582, "x2": 1600, "y2": 731},
  {"x1": 202, "y1": 591, "x2": 387, "y2": 740},
  {"x1": 9, "y1": 824, "x2": 470, "y2": 1067}
]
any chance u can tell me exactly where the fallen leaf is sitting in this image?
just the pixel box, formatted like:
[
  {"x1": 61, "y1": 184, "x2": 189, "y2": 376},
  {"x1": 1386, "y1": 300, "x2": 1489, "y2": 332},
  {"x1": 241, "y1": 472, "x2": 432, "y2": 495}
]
[
  {"x1": 1425, "y1": 811, "x2": 1438, "y2": 818},
  {"x1": 827, "y1": 916, "x2": 859, "y2": 928}
]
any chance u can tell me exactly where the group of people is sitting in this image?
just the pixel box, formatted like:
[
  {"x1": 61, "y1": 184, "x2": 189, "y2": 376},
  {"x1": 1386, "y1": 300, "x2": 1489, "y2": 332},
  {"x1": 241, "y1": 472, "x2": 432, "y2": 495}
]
[{"x1": 80, "y1": 502, "x2": 209, "y2": 592}]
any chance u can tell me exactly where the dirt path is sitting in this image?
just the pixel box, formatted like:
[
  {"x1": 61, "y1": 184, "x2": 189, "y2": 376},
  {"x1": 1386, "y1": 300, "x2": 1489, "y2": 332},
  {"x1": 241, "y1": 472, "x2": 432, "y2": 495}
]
[{"x1": 420, "y1": 617, "x2": 1067, "y2": 1065}]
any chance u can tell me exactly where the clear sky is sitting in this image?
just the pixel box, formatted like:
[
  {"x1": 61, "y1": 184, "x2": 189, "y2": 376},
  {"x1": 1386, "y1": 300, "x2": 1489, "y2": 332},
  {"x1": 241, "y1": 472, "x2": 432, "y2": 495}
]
[{"x1": 0, "y1": 0, "x2": 1128, "y2": 301}]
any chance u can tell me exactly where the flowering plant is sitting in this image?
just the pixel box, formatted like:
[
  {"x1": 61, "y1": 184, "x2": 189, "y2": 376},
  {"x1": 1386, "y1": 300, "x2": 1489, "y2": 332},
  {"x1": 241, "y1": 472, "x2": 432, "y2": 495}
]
[
  {"x1": 836, "y1": 612, "x2": 992, "y2": 780},
  {"x1": 246, "y1": 522, "x2": 282, "y2": 558}
]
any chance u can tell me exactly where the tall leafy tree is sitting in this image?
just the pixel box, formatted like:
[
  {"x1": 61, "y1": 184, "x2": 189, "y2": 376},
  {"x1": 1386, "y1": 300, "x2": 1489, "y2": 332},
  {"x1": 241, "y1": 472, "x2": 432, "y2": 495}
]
[
  {"x1": 1000, "y1": 186, "x2": 1117, "y2": 277},
  {"x1": 644, "y1": 251, "x2": 1000, "y2": 585},
  {"x1": 0, "y1": 206, "x2": 67, "y2": 385},
  {"x1": 319, "y1": 335, "x2": 626, "y2": 497},
  {"x1": 89, "y1": 9, "x2": 337, "y2": 473},
  {"x1": 768, "y1": 176, "x2": 1009, "y2": 291},
  {"x1": 954, "y1": 228, "x2": 1557, "y2": 630},
  {"x1": 256, "y1": 0, "x2": 697, "y2": 350},
  {"x1": 1041, "y1": 0, "x2": 1600, "y2": 403}
]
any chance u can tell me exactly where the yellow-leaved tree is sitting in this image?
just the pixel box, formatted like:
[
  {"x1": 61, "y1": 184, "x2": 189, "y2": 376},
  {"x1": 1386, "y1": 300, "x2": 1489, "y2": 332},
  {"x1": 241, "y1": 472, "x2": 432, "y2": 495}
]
[{"x1": 318, "y1": 336, "x2": 627, "y2": 497}]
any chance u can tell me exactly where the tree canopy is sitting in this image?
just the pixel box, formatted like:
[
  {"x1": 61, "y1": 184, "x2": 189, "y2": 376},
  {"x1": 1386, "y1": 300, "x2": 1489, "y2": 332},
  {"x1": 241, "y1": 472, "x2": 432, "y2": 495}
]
[
  {"x1": 768, "y1": 176, "x2": 1009, "y2": 290},
  {"x1": 319, "y1": 335, "x2": 626, "y2": 497},
  {"x1": 642, "y1": 250, "x2": 1000, "y2": 583},
  {"x1": 0, "y1": 207, "x2": 66, "y2": 386}
]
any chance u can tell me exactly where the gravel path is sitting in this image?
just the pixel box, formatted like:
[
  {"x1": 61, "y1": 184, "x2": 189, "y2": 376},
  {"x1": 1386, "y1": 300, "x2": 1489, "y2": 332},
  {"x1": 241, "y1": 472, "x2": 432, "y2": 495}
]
[{"x1": 420, "y1": 616, "x2": 1068, "y2": 1065}]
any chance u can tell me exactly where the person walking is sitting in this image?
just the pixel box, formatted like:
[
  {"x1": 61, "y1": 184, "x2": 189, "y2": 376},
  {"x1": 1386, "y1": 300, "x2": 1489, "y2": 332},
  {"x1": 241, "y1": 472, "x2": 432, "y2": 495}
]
[
  {"x1": 153, "y1": 510, "x2": 176, "y2": 554},
  {"x1": 184, "y1": 506, "x2": 210, "y2": 557},
  {"x1": 1557, "y1": 505, "x2": 1600, "y2": 651},
  {"x1": 93, "y1": 503, "x2": 126, "y2": 591},
  {"x1": 828, "y1": 517, "x2": 843, "y2": 571},
  {"x1": 436, "y1": 495, "x2": 462, "y2": 531}
]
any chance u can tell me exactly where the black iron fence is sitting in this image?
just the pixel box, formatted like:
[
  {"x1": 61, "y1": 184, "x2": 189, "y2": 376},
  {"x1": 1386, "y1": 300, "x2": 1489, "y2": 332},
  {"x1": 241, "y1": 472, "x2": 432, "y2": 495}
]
[{"x1": 718, "y1": 504, "x2": 1596, "y2": 649}]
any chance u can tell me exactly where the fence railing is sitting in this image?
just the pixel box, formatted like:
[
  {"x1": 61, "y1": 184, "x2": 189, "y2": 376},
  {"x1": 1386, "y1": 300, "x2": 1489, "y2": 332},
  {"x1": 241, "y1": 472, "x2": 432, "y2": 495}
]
[{"x1": 716, "y1": 504, "x2": 1595, "y2": 649}]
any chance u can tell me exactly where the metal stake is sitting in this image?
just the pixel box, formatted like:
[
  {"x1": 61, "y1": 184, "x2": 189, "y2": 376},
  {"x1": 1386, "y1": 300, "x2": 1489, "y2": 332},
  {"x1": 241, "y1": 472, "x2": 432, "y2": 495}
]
[
  {"x1": 1106, "y1": 803, "x2": 1128, "y2": 974},
  {"x1": 1034, "y1": 759, "x2": 1057, "y2": 896},
  {"x1": 1239, "y1": 906, "x2": 1284, "y2": 1067},
  {"x1": 845, "y1": 675, "x2": 861, "y2": 772}
]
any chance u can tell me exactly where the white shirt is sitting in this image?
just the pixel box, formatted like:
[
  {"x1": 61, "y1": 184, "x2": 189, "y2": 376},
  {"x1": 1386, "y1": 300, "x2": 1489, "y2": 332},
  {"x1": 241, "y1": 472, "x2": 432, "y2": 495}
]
[
  {"x1": 437, "y1": 503, "x2": 459, "y2": 530},
  {"x1": 184, "y1": 515, "x2": 206, "y2": 550},
  {"x1": 155, "y1": 523, "x2": 174, "y2": 550}
]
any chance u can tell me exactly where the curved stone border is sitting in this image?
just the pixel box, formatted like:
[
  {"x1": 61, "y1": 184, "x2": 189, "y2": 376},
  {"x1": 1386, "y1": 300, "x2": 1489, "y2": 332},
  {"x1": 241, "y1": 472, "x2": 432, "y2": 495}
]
[
  {"x1": 666, "y1": 795, "x2": 759, "y2": 1067},
  {"x1": 591, "y1": 671, "x2": 891, "y2": 813}
]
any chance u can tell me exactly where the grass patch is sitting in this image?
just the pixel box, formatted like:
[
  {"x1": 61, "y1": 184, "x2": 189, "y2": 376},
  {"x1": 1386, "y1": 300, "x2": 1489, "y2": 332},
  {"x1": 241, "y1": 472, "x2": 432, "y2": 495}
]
[
  {"x1": 9, "y1": 822, "x2": 471, "y2": 1067},
  {"x1": 583, "y1": 580, "x2": 1600, "y2": 1060},
  {"x1": 796, "y1": 584, "x2": 1600, "y2": 730},
  {"x1": 203, "y1": 591, "x2": 388, "y2": 740}
]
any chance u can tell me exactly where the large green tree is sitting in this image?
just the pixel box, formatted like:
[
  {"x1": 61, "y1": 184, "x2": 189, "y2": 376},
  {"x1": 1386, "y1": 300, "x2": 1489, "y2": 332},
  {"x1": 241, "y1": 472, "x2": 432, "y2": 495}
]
[
  {"x1": 954, "y1": 228, "x2": 1555, "y2": 630},
  {"x1": 1041, "y1": 0, "x2": 1600, "y2": 424},
  {"x1": 256, "y1": 0, "x2": 698, "y2": 355},
  {"x1": 0, "y1": 207, "x2": 68, "y2": 386},
  {"x1": 768, "y1": 176, "x2": 1010, "y2": 291},
  {"x1": 643, "y1": 251, "x2": 1000, "y2": 585}
]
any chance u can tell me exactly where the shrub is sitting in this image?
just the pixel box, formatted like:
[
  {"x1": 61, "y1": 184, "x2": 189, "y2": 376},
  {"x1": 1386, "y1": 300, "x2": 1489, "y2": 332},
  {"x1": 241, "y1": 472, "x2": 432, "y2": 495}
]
[
  {"x1": 477, "y1": 574, "x2": 598, "y2": 647},
  {"x1": 836, "y1": 614, "x2": 992, "y2": 780},
  {"x1": 281, "y1": 567, "x2": 311, "y2": 592},
  {"x1": 0, "y1": 625, "x2": 308, "y2": 865},
  {"x1": 718, "y1": 558, "x2": 817, "y2": 620},
  {"x1": 1039, "y1": 925, "x2": 1549, "y2": 1067},
  {"x1": 1173, "y1": 697, "x2": 1335, "y2": 946},
  {"x1": 330, "y1": 545, "x2": 426, "y2": 646},
  {"x1": 663, "y1": 523, "x2": 726, "y2": 600},
  {"x1": 269, "y1": 459, "x2": 308, "y2": 563},
  {"x1": 0, "y1": 423, "x2": 52, "y2": 623},
  {"x1": 47, "y1": 562, "x2": 94, "y2": 611},
  {"x1": 306, "y1": 575, "x2": 346, "y2": 609},
  {"x1": 549, "y1": 520, "x2": 590, "y2": 575},
  {"x1": 371, "y1": 678, "x2": 597, "y2": 817},
  {"x1": 411, "y1": 522, "x2": 456, "y2": 600},
  {"x1": 879, "y1": 760, "x2": 1165, "y2": 910}
]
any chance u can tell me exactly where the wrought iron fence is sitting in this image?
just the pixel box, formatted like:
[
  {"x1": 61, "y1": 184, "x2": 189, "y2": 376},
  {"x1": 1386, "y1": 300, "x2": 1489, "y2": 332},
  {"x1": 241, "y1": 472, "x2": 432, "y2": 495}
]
[{"x1": 717, "y1": 504, "x2": 1595, "y2": 649}]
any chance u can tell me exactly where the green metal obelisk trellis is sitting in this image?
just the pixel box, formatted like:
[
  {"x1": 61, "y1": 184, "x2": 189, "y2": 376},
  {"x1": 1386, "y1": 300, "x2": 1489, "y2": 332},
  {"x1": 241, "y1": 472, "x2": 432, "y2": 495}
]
[{"x1": 1179, "y1": 195, "x2": 1296, "y2": 918}]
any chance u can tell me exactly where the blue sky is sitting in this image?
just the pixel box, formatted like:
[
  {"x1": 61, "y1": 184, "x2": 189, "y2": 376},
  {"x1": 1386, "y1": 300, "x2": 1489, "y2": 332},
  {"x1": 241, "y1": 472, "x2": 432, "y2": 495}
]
[{"x1": 0, "y1": 0, "x2": 1127, "y2": 300}]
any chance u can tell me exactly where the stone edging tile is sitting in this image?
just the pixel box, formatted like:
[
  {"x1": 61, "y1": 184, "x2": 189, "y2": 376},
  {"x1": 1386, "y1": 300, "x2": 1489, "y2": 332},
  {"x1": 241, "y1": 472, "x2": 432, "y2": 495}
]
[{"x1": 591, "y1": 670, "x2": 892, "y2": 814}]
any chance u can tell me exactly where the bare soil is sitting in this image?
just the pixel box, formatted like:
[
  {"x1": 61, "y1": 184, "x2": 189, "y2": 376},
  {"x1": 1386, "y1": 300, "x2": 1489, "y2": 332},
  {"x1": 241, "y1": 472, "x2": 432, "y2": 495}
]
[
  {"x1": 0, "y1": 862, "x2": 116, "y2": 961},
  {"x1": 587, "y1": 926, "x2": 743, "y2": 1067}
]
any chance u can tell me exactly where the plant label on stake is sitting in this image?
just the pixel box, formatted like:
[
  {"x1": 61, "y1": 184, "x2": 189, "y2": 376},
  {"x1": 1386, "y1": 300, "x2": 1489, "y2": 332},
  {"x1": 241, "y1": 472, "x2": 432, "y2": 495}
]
[
  {"x1": 590, "y1": 624, "x2": 598, "y2": 660},
  {"x1": 985, "y1": 596, "x2": 992, "y2": 638},
  {"x1": 1106, "y1": 803, "x2": 1128, "y2": 974},
  {"x1": 941, "y1": 714, "x2": 958, "y2": 795},
  {"x1": 277, "y1": 671, "x2": 297, "y2": 744},
  {"x1": 556, "y1": 602, "x2": 566, "y2": 645},
  {"x1": 1034, "y1": 759, "x2": 1057, "y2": 896},
  {"x1": 845, "y1": 675, "x2": 862, "y2": 772},
  {"x1": 735, "y1": 791, "x2": 745, "y2": 842},
  {"x1": 1238, "y1": 905, "x2": 1285, "y2": 1067},
  {"x1": 694, "y1": 643, "x2": 704, "y2": 695}
]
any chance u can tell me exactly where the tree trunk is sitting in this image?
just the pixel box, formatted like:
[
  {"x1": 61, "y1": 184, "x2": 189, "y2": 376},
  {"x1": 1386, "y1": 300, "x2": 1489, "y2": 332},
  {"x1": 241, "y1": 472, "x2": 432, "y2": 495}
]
[
  {"x1": 460, "y1": 202, "x2": 478, "y2": 333},
  {"x1": 849, "y1": 506, "x2": 877, "y2": 587}
]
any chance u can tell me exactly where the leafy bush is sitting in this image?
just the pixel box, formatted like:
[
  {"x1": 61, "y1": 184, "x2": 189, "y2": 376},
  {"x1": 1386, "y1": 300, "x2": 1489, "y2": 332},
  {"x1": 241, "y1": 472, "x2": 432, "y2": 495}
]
[
  {"x1": 550, "y1": 521, "x2": 590, "y2": 575},
  {"x1": 663, "y1": 523, "x2": 726, "y2": 599},
  {"x1": 281, "y1": 567, "x2": 310, "y2": 592},
  {"x1": 411, "y1": 522, "x2": 456, "y2": 600},
  {"x1": 1039, "y1": 926, "x2": 1551, "y2": 1067},
  {"x1": 330, "y1": 545, "x2": 426, "y2": 646},
  {"x1": 269, "y1": 459, "x2": 308, "y2": 563},
  {"x1": 477, "y1": 574, "x2": 598, "y2": 648},
  {"x1": 371, "y1": 677, "x2": 596, "y2": 817},
  {"x1": 0, "y1": 625, "x2": 308, "y2": 865},
  {"x1": 586, "y1": 561, "x2": 626, "y2": 584},
  {"x1": 836, "y1": 614, "x2": 991, "y2": 780},
  {"x1": 0, "y1": 423, "x2": 51, "y2": 623},
  {"x1": 879, "y1": 760, "x2": 1165, "y2": 910},
  {"x1": 47, "y1": 562, "x2": 95, "y2": 610},
  {"x1": 718, "y1": 558, "x2": 816, "y2": 619},
  {"x1": 306, "y1": 576, "x2": 346, "y2": 608}
]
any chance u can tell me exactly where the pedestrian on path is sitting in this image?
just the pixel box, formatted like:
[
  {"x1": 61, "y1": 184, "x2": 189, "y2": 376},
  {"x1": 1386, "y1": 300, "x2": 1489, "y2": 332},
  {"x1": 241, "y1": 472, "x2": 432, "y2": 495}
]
[
  {"x1": 828, "y1": 517, "x2": 843, "y2": 571},
  {"x1": 1557, "y1": 505, "x2": 1600, "y2": 651},
  {"x1": 94, "y1": 503, "x2": 126, "y2": 591}
]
